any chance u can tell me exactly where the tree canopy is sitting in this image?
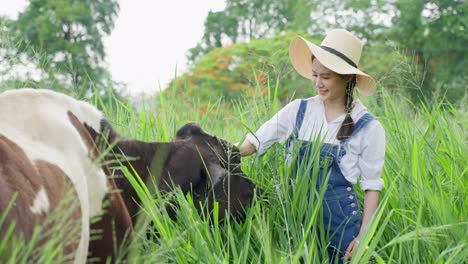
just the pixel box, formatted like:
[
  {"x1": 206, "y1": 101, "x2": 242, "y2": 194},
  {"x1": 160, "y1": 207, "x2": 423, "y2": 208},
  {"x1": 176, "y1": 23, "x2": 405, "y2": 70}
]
[
  {"x1": 185, "y1": 0, "x2": 466, "y2": 104},
  {"x1": 187, "y1": 0, "x2": 315, "y2": 64},
  {"x1": 0, "y1": 0, "x2": 465, "y2": 105},
  {"x1": 2, "y1": 0, "x2": 120, "y2": 97},
  {"x1": 389, "y1": 0, "x2": 467, "y2": 101}
]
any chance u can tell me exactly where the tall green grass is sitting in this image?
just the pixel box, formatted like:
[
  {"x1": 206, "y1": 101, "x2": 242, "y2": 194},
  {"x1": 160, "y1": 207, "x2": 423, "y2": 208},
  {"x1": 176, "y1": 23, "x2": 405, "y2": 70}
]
[
  {"x1": 1, "y1": 75, "x2": 466, "y2": 263},
  {"x1": 0, "y1": 186, "x2": 82, "y2": 263},
  {"x1": 86, "y1": 77, "x2": 466, "y2": 263}
]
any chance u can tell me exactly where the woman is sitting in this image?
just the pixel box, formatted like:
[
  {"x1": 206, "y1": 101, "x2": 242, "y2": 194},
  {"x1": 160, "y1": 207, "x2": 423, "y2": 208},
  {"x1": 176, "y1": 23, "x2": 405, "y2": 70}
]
[{"x1": 239, "y1": 29, "x2": 385, "y2": 262}]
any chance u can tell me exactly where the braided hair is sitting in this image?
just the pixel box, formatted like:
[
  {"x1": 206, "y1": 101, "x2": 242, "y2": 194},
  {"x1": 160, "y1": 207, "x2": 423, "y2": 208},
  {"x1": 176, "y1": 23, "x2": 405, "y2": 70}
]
[
  {"x1": 336, "y1": 75, "x2": 356, "y2": 140},
  {"x1": 310, "y1": 55, "x2": 356, "y2": 140}
]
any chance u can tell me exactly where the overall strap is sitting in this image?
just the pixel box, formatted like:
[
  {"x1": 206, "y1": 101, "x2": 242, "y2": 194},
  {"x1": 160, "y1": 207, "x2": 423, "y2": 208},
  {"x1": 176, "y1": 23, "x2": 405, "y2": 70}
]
[
  {"x1": 293, "y1": 99, "x2": 308, "y2": 140},
  {"x1": 285, "y1": 99, "x2": 308, "y2": 150},
  {"x1": 342, "y1": 113, "x2": 375, "y2": 143},
  {"x1": 352, "y1": 113, "x2": 375, "y2": 136},
  {"x1": 337, "y1": 113, "x2": 376, "y2": 161}
]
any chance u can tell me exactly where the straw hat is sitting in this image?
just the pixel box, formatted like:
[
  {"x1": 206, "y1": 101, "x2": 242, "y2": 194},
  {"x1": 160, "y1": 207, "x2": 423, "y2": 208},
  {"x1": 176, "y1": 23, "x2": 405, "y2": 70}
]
[{"x1": 289, "y1": 29, "x2": 376, "y2": 96}]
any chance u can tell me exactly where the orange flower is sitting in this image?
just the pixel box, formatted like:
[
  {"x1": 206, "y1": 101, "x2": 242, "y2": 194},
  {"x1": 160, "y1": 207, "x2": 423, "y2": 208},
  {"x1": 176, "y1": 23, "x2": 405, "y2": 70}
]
[
  {"x1": 199, "y1": 107, "x2": 206, "y2": 116},
  {"x1": 219, "y1": 62, "x2": 229, "y2": 69},
  {"x1": 207, "y1": 71, "x2": 217, "y2": 78},
  {"x1": 194, "y1": 70, "x2": 205, "y2": 77},
  {"x1": 229, "y1": 83, "x2": 249, "y2": 89},
  {"x1": 258, "y1": 73, "x2": 266, "y2": 84}
]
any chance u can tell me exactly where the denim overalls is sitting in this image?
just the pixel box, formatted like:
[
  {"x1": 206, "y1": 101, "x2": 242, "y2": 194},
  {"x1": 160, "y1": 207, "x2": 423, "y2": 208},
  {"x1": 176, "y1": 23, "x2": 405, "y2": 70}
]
[{"x1": 287, "y1": 99, "x2": 375, "y2": 263}]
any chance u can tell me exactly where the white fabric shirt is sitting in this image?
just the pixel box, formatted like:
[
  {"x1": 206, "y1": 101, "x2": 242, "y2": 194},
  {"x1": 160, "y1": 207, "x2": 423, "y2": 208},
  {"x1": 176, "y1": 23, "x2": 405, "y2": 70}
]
[{"x1": 246, "y1": 96, "x2": 385, "y2": 191}]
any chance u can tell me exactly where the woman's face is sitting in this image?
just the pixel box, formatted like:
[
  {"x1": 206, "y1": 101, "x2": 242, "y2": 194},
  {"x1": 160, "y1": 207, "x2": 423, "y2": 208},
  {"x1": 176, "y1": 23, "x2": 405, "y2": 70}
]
[{"x1": 311, "y1": 58, "x2": 349, "y2": 105}]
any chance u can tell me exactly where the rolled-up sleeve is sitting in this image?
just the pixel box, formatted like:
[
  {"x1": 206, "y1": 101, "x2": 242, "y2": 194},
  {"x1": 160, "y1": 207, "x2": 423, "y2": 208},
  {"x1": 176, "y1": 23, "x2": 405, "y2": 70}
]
[
  {"x1": 245, "y1": 100, "x2": 300, "y2": 156},
  {"x1": 359, "y1": 121, "x2": 386, "y2": 191}
]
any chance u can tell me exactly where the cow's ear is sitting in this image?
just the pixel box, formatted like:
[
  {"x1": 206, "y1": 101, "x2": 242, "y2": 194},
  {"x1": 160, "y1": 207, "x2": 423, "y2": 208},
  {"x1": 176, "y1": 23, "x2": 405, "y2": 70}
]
[
  {"x1": 68, "y1": 111, "x2": 113, "y2": 176},
  {"x1": 100, "y1": 119, "x2": 118, "y2": 143},
  {"x1": 68, "y1": 111, "x2": 99, "y2": 159},
  {"x1": 83, "y1": 122, "x2": 99, "y2": 141}
]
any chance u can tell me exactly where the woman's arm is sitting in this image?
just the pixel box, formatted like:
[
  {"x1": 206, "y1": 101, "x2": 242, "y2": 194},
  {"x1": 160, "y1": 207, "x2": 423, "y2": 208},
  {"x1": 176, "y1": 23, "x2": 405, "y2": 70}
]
[
  {"x1": 240, "y1": 99, "x2": 301, "y2": 156},
  {"x1": 345, "y1": 121, "x2": 385, "y2": 259},
  {"x1": 344, "y1": 189, "x2": 380, "y2": 259}
]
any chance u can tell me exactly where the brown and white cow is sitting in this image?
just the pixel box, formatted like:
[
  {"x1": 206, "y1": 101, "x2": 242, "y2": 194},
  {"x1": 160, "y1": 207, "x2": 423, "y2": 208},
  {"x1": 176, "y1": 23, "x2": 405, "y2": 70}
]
[{"x1": 0, "y1": 88, "x2": 258, "y2": 263}]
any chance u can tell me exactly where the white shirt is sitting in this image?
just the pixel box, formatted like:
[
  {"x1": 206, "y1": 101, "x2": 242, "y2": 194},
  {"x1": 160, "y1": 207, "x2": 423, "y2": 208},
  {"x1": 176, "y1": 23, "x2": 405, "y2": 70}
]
[{"x1": 246, "y1": 96, "x2": 385, "y2": 191}]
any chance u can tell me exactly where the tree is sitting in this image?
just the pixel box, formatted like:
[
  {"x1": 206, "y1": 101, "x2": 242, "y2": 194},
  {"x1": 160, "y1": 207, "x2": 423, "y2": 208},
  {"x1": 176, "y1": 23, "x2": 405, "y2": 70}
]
[
  {"x1": 389, "y1": 0, "x2": 467, "y2": 102},
  {"x1": 187, "y1": 10, "x2": 238, "y2": 64},
  {"x1": 308, "y1": 0, "x2": 395, "y2": 40},
  {"x1": 172, "y1": 32, "x2": 318, "y2": 107},
  {"x1": 7, "y1": 0, "x2": 119, "y2": 96},
  {"x1": 185, "y1": 0, "x2": 466, "y2": 105},
  {"x1": 187, "y1": 0, "x2": 315, "y2": 64}
]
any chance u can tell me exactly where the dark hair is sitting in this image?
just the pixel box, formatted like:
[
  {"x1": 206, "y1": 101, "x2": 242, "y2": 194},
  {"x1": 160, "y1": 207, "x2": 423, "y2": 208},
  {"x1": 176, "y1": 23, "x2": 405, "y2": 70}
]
[
  {"x1": 311, "y1": 55, "x2": 356, "y2": 140},
  {"x1": 336, "y1": 75, "x2": 356, "y2": 140}
]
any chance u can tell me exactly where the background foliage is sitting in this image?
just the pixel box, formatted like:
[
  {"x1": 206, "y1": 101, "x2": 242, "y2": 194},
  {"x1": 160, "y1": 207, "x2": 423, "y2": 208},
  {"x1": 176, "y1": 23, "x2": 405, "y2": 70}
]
[
  {"x1": 185, "y1": 0, "x2": 466, "y2": 106},
  {"x1": 0, "y1": 0, "x2": 120, "y2": 97},
  {"x1": 1, "y1": 0, "x2": 465, "y2": 104},
  {"x1": 168, "y1": 32, "x2": 315, "y2": 106}
]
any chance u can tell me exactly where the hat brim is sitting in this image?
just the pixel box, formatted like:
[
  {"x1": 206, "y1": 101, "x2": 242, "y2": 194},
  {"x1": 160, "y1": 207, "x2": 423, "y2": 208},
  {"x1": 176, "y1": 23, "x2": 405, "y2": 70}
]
[{"x1": 289, "y1": 36, "x2": 376, "y2": 96}]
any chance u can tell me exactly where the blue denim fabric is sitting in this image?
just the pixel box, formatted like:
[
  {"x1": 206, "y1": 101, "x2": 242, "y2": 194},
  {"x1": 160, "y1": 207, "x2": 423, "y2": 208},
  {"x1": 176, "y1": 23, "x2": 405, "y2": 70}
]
[{"x1": 288, "y1": 100, "x2": 375, "y2": 263}]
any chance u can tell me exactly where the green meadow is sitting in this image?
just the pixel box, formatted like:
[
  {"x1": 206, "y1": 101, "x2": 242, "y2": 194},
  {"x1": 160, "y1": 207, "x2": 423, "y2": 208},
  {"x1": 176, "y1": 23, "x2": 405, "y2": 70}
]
[
  {"x1": 112, "y1": 81, "x2": 468, "y2": 263},
  {"x1": 2, "y1": 77, "x2": 466, "y2": 263}
]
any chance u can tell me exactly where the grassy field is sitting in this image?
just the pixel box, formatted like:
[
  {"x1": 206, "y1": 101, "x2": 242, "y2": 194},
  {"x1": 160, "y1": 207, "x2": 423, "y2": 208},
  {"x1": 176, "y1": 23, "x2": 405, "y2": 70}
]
[
  {"x1": 105, "y1": 81, "x2": 467, "y2": 263},
  {"x1": 1, "y1": 81, "x2": 467, "y2": 263}
]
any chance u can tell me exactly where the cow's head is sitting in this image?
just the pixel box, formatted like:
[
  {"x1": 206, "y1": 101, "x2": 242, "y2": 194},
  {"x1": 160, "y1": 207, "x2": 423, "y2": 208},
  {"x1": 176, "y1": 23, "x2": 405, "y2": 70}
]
[
  {"x1": 174, "y1": 122, "x2": 241, "y2": 171},
  {"x1": 174, "y1": 122, "x2": 261, "y2": 221}
]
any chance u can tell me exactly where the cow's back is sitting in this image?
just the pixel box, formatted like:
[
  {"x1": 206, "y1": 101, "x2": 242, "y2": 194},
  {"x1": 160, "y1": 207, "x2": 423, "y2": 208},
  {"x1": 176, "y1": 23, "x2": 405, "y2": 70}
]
[{"x1": 0, "y1": 89, "x2": 108, "y2": 263}]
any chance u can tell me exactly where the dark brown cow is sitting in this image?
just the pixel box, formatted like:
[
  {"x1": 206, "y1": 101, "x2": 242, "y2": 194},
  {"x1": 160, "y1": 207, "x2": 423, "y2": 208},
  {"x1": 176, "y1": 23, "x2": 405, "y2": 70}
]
[
  {"x1": 0, "y1": 89, "x2": 258, "y2": 264},
  {"x1": 85, "y1": 119, "x2": 259, "y2": 224}
]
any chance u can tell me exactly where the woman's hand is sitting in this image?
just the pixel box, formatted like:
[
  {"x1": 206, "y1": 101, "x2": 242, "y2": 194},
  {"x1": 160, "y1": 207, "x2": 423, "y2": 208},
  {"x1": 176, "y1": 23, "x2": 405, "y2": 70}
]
[
  {"x1": 344, "y1": 238, "x2": 359, "y2": 260},
  {"x1": 239, "y1": 139, "x2": 256, "y2": 156},
  {"x1": 344, "y1": 190, "x2": 380, "y2": 260}
]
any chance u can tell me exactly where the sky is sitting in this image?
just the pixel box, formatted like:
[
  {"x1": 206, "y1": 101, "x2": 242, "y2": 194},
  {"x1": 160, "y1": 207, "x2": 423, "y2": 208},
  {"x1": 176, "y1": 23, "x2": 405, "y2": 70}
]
[{"x1": 0, "y1": 0, "x2": 226, "y2": 97}]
